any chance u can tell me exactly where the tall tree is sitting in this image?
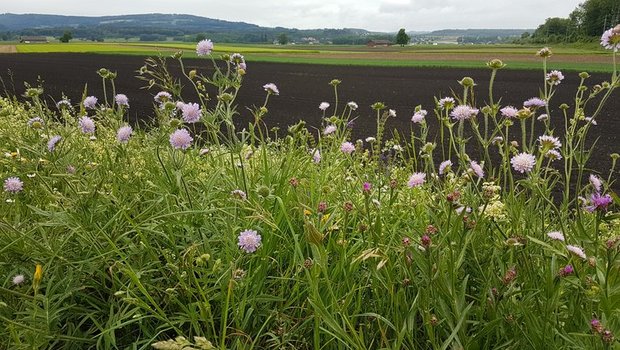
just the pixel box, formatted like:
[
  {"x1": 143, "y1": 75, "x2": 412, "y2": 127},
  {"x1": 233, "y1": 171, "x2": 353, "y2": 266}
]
[
  {"x1": 277, "y1": 33, "x2": 288, "y2": 45},
  {"x1": 59, "y1": 31, "x2": 72, "y2": 43},
  {"x1": 395, "y1": 28, "x2": 410, "y2": 46}
]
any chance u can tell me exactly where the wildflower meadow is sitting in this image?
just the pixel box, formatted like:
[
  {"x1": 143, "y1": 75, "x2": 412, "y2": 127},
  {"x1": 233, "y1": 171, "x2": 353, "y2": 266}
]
[{"x1": 1, "y1": 27, "x2": 620, "y2": 350}]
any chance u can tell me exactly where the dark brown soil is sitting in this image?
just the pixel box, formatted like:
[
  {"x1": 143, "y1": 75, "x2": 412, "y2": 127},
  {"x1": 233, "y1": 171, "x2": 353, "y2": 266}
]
[{"x1": 0, "y1": 53, "x2": 618, "y2": 186}]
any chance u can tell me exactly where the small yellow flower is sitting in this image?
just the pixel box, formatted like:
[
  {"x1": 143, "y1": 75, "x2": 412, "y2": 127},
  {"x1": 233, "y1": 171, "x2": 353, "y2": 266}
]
[
  {"x1": 33, "y1": 264, "x2": 43, "y2": 291},
  {"x1": 303, "y1": 209, "x2": 312, "y2": 216}
]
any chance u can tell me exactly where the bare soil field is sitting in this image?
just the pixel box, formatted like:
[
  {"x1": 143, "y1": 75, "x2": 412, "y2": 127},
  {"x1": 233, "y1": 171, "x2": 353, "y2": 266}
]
[
  {"x1": 0, "y1": 45, "x2": 16, "y2": 53},
  {"x1": 0, "y1": 53, "x2": 618, "y2": 181}
]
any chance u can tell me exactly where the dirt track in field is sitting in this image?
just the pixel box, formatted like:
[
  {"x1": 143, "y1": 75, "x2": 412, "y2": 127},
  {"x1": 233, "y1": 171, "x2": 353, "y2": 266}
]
[
  {"x1": 0, "y1": 53, "x2": 618, "y2": 185},
  {"x1": 0, "y1": 45, "x2": 17, "y2": 53}
]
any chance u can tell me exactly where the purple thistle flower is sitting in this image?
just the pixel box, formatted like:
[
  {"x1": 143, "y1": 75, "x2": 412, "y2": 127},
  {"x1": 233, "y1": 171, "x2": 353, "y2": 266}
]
[
  {"x1": 3, "y1": 177, "x2": 23, "y2": 194},
  {"x1": 116, "y1": 125, "x2": 133, "y2": 144},
  {"x1": 181, "y1": 102, "x2": 202, "y2": 123},
  {"x1": 450, "y1": 105, "x2": 479, "y2": 121},
  {"x1": 340, "y1": 142, "x2": 355, "y2": 154},
  {"x1": 47, "y1": 135, "x2": 62, "y2": 152},
  {"x1": 78, "y1": 116, "x2": 96, "y2": 134},
  {"x1": 169, "y1": 129, "x2": 193, "y2": 150},
  {"x1": 586, "y1": 193, "x2": 613, "y2": 212},
  {"x1": 559, "y1": 264, "x2": 574, "y2": 277},
  {"x1": 523, "y1": 97, "x2": 546, "y2": 108},
  {"x1": 196, "y1": 39, "x2": 214, "y2": 56},
  {"x1": 238, "y1": 229, "x2": 262, "y2": 253},
  {"x1": 263, "y1": 83, "x2": 279, "y2": 95},
  {"x1": 115, "y1": 94, "x2": 129, "y2": 107},
  {"x1": 362, "y1": 182, "x2": 372, "y2": 194},
  {"x1": 83, "y1": 96, "x2": 98, "y2": 109}
]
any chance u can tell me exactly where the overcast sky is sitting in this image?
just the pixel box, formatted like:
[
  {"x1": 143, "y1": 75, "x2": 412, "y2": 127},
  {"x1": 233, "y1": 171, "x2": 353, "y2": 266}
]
[{"x1": 4, "y1": 0, "x2": 584, "y2": 32}]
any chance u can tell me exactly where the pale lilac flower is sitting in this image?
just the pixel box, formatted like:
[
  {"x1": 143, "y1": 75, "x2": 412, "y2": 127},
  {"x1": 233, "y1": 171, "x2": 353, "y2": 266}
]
[
  {"x1": 311, "y1": 149, "x2": 321, "y2": 163},
  {"x1": 115, "y1": 94, "x2": 129, "y2": 107},
  {"x1": 78, "y1": 116, "x2": 96, "y2": 134},
  {"x1": 511, "y1": 152, "x2": 536, "y2": 173},
  {"x1": 545, "y1": 149, "x2": 562, "y2": 160},
  {"x1": 586, "y1": 193, "x2": 613, "y2": 212},
  {"x1": 411, "y1": 109, "x2": 427, "y2": 123},
  {"x1": 470, "y1": 160, "x2": 484, "y2": 178},
  {"x1": 12, "y1": 274, "x2": 25, "y2": 285},
  {"x1": 196, "y1": 39, "x2": 214, "y2": 56},
  {"x1": 175, "y1": 101, "x2": 185, "y2": 110},
  {"x1": 83, "y1": 96, "x2": 98, "y2": 109},
  {"x1": 538, "y1": 135, "x2": 561, "y2": 149},
  {"x1": 319, "y1": 102, "x2": 330, "y2": 111},
  {"x1": 56, "y1": 99, "x2": 71, "y2": 110},
  {"x1": 455, "y1": 206, "x2": 472, "y2": 215},
  {"x1": 340, "y1": 142, "x2": 355, "y2": 154},
  {"x1": 590, "y1": 174, "x2": 603, "y2": 193},
  {"x1": 3, "y1": 177, "x2": 23, "y2": 193},
  {"x1": 231, "y1": 189, "x2": 247, "y2": 200},
  {"x1": 238, "y1": 229, "x2": 262, "y2": 253},
  {"x1": 169, "y1": 129, "x2": 193, "y2": 150},
  {"x1": 546, "y1": 70, "x2": 564, "y2": 85},
  {"x1": 263, "y1": 83, "x2": 279, "y2": 95},
  {"x1": 116, "y1": 125, "x2": 133, "y2": 144},
  {"x1": 566, "y1": 245, "x2": 586, "y2": 259},
  {"x1": 347, "y1": 101, "x2": 358, "y2": 110},
  {"x1": 365, "y1": 137, "x2": 376, "y2": 143},
  {"x1": 537, "y1": 114, "x2": 549, "y2": 121},
  {"x1": 388, "y1": 109, "x2": 397, "y2": 117},
  {"x1": 323, "y1": 125, "x2": 337, "y2": 135},
  {"x1": 27, "y1": 117, "x2": 44, "y2": 128},
  {"x1": 230, "y1": 53, "x2": 245, "y2": 64},
  {"x1": 523, "y1": 97, "x2": 546, "y2": 108},
  {"x1": 48, "y1": 135, "x2": 62, "y2": 152},
  {"x1": 407, "y1": 172, "x2": 426, "y2": 188},
  {"x1": 450, "y1": 105, "x2": 479, "y2": 121},
  {"x1": 585, "y1": 117, "x2": 598, "y2": 125},
  {"x1": 181, "y1": 102, "x2": 201, "y2": 123},
  {"x1": 154, "y1": 91, "x2": 172, "y2": 103},
  {"x1": 438, "y1": 160, "x2": 452, "y2": 175},
  {"x1": 601, "y1": 27, "x2": 620, "y2": 51},
  {"x1": 438, "y1": 97, "x2": 455, "y2": 110},
  {"x1": 500, "y1": 106, "x2": 518, "y2": 118},
  {"x1": 238, "y1": 62, "x2": 247, "y2": 71},
  {"x1": 547, "y1": 231, "x2": 565, "y2": 241}
]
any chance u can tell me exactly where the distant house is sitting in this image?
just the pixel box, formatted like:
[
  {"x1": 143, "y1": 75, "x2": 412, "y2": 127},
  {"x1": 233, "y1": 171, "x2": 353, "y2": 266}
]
[
  {"x1": 19, "y1": 36, "x2": 49, "y2": 43},
  {"x1": 367, "y1": 40, "x2": 392, "y2": 47}
]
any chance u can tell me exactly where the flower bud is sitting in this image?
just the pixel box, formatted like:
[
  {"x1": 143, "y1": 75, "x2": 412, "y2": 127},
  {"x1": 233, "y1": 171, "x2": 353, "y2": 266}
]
[
  {"x1": 459, "y1": 77, "x2": 475, "y2": 87},
  {"x1": 486, "y1": 58, "x2": 505, "y2": 69}
]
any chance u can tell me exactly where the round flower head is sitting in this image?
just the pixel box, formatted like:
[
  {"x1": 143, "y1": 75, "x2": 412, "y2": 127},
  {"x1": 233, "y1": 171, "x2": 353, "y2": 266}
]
[
  {"x1": 323, "y1": 125, "x2": 337, "y2": 135},
  {"x1": 547, "y1": 231, "x2": 565, "y2": 241},
  {"x1": 340, "y1": 141, "x2": 355, "y2": 154},
  {"x1": 601, "y1": 26, "x2": 620, "y2": 51},
  {"x1": 319, "y1": 102, "x2": 330, "y2": 111},
  {"x1": 116, "y1": 125, "x2": 133, "y2": 144},
  {"x1": 586, "y1": 193, "x2": 613, "y2": 212},
  {"x1": 500, "y1": 106, "x2": 518, "y2": 118},
  {"x1": 263, "y1": 83, "x2": 279, "y2": 95},
  {"x1": 181, "y1": 102, "x2": 201, "y2": 123},
  {"x1": 83, "y1": 96, "x2": 98, "y2": 109},
  {"x1": 154, "y1": 91, "x2": 172, "y2": 103},
  {"x1": 231, "y1": 189, "x2": 247, "y2": 200},
  {"x1": 589, "y1": 174, "x2": 602, "y2": 193},
  {"x1": 438, "y1": 160, "x2": 452, "y2": 175},
  {"x1": 310, "y1": 148, "x2": 321, "y2": 163},
  {"x1": 450, "y1": 105, "x2": 479, "y2": 121},
  {"x1": 12, "y1": 274, "x2": 25, "y2": 285},
  {"x1": 545, "y1": 70, "x2": 564, "y2": 85},
  {"x1": 388, "y1": 109, "x2": 397, "y2": 117},
  {"x1": 537, "y1": 114, "x2": 549, "y2": 121},
  {"x1": 47, "y1": 135, "x2": 62, "y2": 152},
  {"x1": 56, "y1": 99, "x2": 71, "y2": 110},
  {"x1": 545, "y1": 149, "x2": 562, "y2": 161},
  {"x1": 196, "y1": 39, "x2": 214, "y2": 56},
  {"x1": 27, "y1": 117, "x2": 44, "y2": 129},
  {"x1": 566, "y1": 245, "x2": 586, "y2": 260},
  {"x1": 511, "y1": 152, "x2": 536, "y2": 173},
  {"x1": 523, "y1": 97, "x2": 546, "y2": 108},
  {"x1": 78, "y1": 116, "x2": 96, "y2": 134},
  {"x1": 347, "y1": 101, "x2": 358, "y2": 110},
  {"x1": 4, "y1": 177, "x2": 23, "y2": 194},
  {"x1": 230, "y1": 53, "x2": 245, "y2": 65},
  {"x1": 537, "y1": 47, "x2": 552, "y2": 57},
  {"x1": 238, "y1": 229, "x2": 262, "y2": 253},
  {"x1": 470, "y1": 160, "x2": 484, "y2": 178},
  {"x1": 538, "y1": 135, "x2": 561, "y2": 150},
  {"x1": 115, "y1": 94, "x2": 129, "y2": 107},
  {"x1": 411, "y1": 109, "x2": 427, "y2": 123},
  {"x1": 169, "y1": 129, "x2": 193, "y2": 150},
  {"x1": 407, "y1": 172, "x2": 426, "y2": 188},
  {"x1": 438, "y1": 97, "x2": 455, "y2": 110}
]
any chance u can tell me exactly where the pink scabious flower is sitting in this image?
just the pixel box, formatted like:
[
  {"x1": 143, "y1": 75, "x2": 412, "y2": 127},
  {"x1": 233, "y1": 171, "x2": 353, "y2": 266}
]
[
  {"x1": 589, "y1": 174, "x2": 603, "y2": 193},
  {"x1": 323, "y1": 125, "x2": 337, "y2": 135},
  {"x1": 27, "y1": 117, "x2": 44, "y2": 128},
  {"x1": 83, "y1": 96, "x2": 98, "y2": 109},
  {"x1": 538, "y1": 135, "x2": 561, "y2": 149},
  {"x1": 115, "y1": 94, "x2": 129, "y2": 107},
  {"x1": 511, "y1": 152, "x2": 536, "y2": 173},
  {"x1": 470, "y1": 160, "x2": 484, "y2": 178},
  {"x1": 116, "y1": 125, "x2": 133, "y2": 144},
  {"x1": 545, "y1": 70, "x2": 564, "y2": 85},
  {"x1": 196, "y1": 39, "x2": 214, "y2": 56},
  {"x1": 586, "y1": 193, "x2": 613, "y2": 212},
  {"x1": 547, "y1": 231, "x2": 565, "y2": 241},
  {"x1": 566, "y1": 245, "x2": 586, "y2": 259},
  {"x1": 230, "y1": 53, "x2": 245, "y2": 65},
  {"x1": 500, "y1": 106, "x2": 518, "y2": 118},
  {"x1": 407, "y1": 172, "x2": 426, "y2": 188},
  {"x1": 523, "y1": 97, "x2": 546, "y2": 108},
  {"x1": 438, "y1": 160, "x2": 452, "y2": 175},
  {"x1": 12, "y1": 274, "x2": 25, "y2": 285},
  {"x1": 263, "y1": 83, "x2": 279, "y2": 95},
  {"x1": 181, "y1": 102, "x2": 201, "y2": 123},
  {"x1": 78, "y1": 116, "x2": 96, "y2": 134},
  {"x1": 169, "y1": 129, "x2": 193, "y2": 150},
  {"x1": 238, "y1": 229, "x2": 262, "y2": 253},
  {"x1": 438, "y1": 97, "x2": 455, "y2": 110},
  {"x1": 411, "y1": 109, "x2": 427, "y2": 123},
  {"x1": 450, "y1": 105, "x2": 479, "y2": 121},
  {"x1": 154, "y1": 91, "x2": 172, "y2": 103},
  {"x1": 545, "y1": 149, "x2": 562, "y2": 161},
  {"x1": 310, "y1": 148, "x2": 321, "y2": 163},
  {"x1": 601, "y1": 26, "x2": 620, "y2": 51},
  {"x1": 347, "y1": 101, "x2": 358, "y2": 110},
  {"x1": 319, "y1": 102, "x2": 330, "y2": 111},
  {"x1": 47, "y1": 135, "x2": 62, "y2": 152},
  {"x1": 340, "y1": 142, "x2": 355, "y2": 154},
  {"x1": 4, "y1": 177, "x2": 23, "y2": 194},
  {"x1": 56, "y1": 99, "x2": 71, "y2": 110}
]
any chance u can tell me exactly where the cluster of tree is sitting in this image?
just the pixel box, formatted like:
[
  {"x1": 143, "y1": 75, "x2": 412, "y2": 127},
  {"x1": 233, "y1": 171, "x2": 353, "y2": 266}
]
[{"x1": 520, "y1": 0, "x2": 619, "y2": 43}]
